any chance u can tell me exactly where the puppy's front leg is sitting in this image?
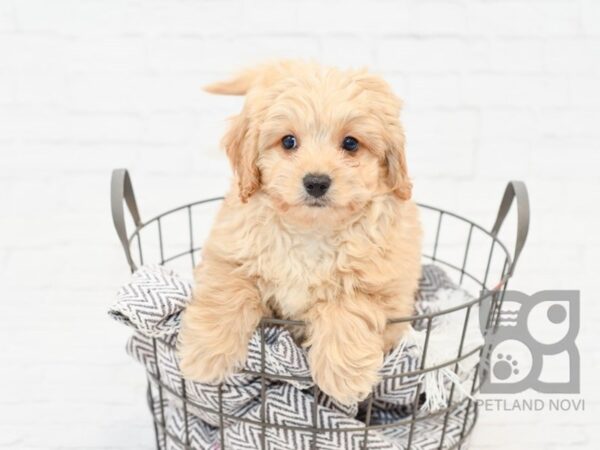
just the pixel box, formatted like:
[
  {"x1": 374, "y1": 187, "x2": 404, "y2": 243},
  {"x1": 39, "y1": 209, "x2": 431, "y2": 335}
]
[
  {"x1": 179, "y1": 258, "x2": 267, "y2": 383},
  {"x1": 305, "y1": 296, "x2": 387, "y2": 405}
]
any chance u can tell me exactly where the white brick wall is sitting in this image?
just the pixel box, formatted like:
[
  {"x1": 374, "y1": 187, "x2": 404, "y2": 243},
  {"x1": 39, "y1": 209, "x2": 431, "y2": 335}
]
[{"x1": 0, "y1": 1, "x2": 598, "y2": 449}]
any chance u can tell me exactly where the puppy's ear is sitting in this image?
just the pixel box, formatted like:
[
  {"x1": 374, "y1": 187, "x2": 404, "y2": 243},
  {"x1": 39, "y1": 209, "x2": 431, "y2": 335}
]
[
  {"x1": 205, "y1": 67, "x2": 265, "y2": 201},
  {"x1": 222, "y1": 110, "x2": 261, "y2": 202},
  {"x1": 207, "y1": 61, "x2": 298, "y2": 201},
  {"x1": 354, "y1": 71, "x2": 412, "y2": 200},
  {"x1": 385, "y1": 125, "x2": 412, "y2": 200}
]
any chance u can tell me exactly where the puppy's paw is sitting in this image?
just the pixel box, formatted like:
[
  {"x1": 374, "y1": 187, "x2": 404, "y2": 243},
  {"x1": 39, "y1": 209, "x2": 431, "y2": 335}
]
[
  {"x1": 179, "y1": 352, "x2": 246, "y2": 384},
  {"x1": 179, "y1": 345, "x2": 247, "y2": 384},
  {"x1": 309, "y1": 349, "x2": 383, "y2": 405}
]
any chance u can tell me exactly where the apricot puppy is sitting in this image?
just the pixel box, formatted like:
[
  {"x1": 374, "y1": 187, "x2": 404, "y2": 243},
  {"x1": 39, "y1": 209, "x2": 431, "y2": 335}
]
[{"x1": 179, "y1": 61, "x2": 422, "y2": 405}]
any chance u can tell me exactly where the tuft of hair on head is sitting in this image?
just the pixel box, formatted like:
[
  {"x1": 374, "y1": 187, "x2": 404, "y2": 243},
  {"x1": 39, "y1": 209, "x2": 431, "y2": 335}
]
[
  {"x1": 203, "y1": 67, "x2": 261, "y2": 96},
  {"x1": 203, "y1": 60, "x2": 312, "y2": 96}
]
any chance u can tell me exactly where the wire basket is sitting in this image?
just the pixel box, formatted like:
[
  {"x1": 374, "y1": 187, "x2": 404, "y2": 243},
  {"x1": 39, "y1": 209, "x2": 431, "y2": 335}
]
[{"x1": 111, "y1": 169, "x2": 529, "y2": 450}]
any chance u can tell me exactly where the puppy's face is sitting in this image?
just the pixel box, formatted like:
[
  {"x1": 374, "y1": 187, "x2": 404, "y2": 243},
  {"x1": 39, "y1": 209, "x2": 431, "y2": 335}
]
[{"x1": 208, "y1": 61, "x2": 411, "y2": 226}]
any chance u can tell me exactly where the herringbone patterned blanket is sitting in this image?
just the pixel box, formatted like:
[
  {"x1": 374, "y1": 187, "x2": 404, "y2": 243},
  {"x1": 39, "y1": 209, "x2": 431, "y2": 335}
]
[{"x1": 109, "y1": 265, "x2": 480, "y2": 449}]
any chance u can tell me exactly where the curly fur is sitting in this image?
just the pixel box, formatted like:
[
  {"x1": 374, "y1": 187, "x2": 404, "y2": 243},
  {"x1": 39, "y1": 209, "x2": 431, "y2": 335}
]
[{"x1": 179, "y1": 61, "x2": 422, "y2": 405}]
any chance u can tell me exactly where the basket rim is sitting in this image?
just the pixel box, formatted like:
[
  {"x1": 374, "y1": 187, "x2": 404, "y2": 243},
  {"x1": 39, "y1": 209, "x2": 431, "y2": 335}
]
[{"x1": 125, "y1": 197, "x2": 514, "y2": 324}]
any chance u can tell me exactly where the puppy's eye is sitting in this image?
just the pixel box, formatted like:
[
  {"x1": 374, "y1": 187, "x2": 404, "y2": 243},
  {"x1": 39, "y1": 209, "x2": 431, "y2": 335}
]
[
  {"x1": 281, "y1": 135, "x2": 298, "y2": 150},
  {"x1": 342, "y1": 136, "x2": 359, "y2": 152}
]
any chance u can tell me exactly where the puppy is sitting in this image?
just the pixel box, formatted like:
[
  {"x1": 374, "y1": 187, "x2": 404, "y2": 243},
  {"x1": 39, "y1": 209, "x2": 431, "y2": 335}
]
[{"x1": 179, "y1": 61, "x2": 422, "y2": 405}]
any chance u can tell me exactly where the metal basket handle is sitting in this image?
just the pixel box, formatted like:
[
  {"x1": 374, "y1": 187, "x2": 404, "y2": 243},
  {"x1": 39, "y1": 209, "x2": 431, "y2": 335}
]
[
  {"x1": 491, "y1": 180, "x2": 530, "y2": 275},
  {"x1": 111, "y1": 168, "x2": 141, "y2": 272}
]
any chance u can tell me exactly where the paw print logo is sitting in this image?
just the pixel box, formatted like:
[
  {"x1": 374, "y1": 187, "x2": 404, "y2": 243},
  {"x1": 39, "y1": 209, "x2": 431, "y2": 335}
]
[
  {"x1": 483, "y1": 338, "x2": 531, "y2": 387},
  {"x1": 479, "y1": 290, "x2": 580, "y2": 394},
  {"x1": 493, "y1": 353, "x2": 519, "y2": 381}
]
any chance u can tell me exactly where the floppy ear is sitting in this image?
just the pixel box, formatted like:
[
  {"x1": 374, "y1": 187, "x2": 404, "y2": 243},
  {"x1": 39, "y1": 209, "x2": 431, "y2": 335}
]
[
  {"x1": 354, "y1": 71, "x2": 412, "y2": 200},
  {"x1": 206, "y1": 62, "x2": 301, "y2": 201},
  {"x1": 206, "y1": 67, "x2": 265, "y2": 201},
  {"x1": 385, "y1": 124, "x2": 412, "y2": 200},
  {"x1": 222, "y1": 110, "x2": 261, "y2": 202}
]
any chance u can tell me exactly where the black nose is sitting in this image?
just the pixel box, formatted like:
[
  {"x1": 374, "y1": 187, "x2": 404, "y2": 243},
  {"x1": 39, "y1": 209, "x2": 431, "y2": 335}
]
[{"x1": 303, "y1": 173, "x2": 331, "y2": 198}]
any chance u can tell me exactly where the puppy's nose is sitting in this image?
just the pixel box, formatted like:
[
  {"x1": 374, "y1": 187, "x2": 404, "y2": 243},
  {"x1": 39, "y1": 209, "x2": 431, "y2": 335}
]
[{"x1": 303, "y1": 173, "x2": 331, "y2": 198}]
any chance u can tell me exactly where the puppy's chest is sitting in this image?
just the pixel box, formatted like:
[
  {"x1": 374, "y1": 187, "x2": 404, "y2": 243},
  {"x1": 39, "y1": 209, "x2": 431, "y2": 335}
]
[{"x1": 253, "y1": 232, "x2": 339, "y2": 317}]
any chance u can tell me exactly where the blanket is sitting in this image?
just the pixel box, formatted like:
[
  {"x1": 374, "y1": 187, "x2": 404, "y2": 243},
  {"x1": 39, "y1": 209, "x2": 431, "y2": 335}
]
[{"x1": 109, "y1": 264, "x2": 481, "y2": 450}]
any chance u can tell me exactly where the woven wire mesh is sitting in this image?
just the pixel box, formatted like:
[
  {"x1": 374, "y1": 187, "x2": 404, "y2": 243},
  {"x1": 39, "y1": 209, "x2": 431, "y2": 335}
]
[{"x1": 113, "y1": 171, "x2": 525, "y2": 450}]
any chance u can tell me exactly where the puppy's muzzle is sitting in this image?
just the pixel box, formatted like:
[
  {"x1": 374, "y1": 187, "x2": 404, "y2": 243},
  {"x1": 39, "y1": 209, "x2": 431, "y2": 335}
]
[{"x1": 303, "y1": 174, "x2": 331, "y2": 198}]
